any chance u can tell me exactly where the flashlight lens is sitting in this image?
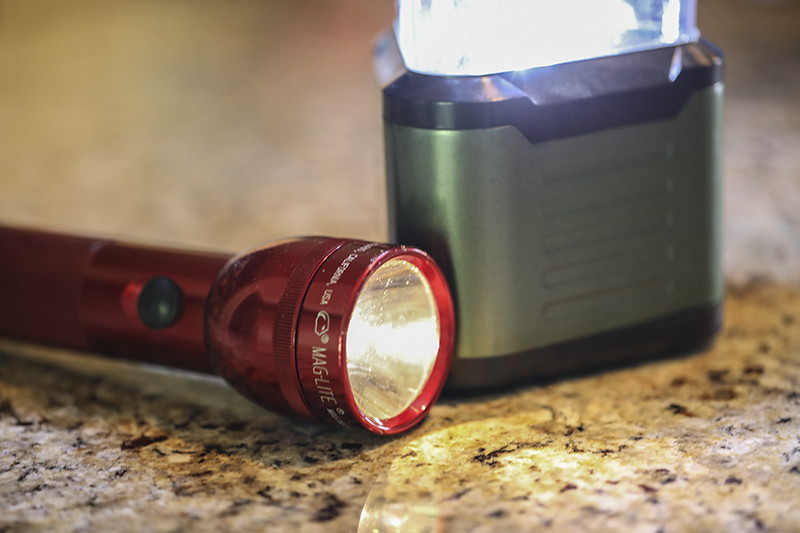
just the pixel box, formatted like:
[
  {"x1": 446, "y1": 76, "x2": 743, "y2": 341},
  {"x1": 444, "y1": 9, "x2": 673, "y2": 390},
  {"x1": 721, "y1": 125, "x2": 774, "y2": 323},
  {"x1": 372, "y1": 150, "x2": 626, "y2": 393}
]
[{"x1": 345, "y1": 258, "x2": 440, "y2": 423}]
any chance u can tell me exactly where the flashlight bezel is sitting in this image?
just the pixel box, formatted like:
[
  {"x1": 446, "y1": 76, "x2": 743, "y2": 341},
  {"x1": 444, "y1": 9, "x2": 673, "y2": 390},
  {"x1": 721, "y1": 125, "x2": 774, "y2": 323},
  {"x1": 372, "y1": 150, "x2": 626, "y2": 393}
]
[
  {"x1": 296, "y1": 243, "x2": 455, "y2": 435},
  {"x1": 342, "y1": 249, "x2": 454, "y2": 434}
]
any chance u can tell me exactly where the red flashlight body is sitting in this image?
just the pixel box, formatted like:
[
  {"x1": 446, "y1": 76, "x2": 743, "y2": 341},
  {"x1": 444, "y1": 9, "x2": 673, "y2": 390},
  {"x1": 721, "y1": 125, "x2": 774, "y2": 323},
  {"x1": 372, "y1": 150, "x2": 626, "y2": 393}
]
[
  {"x1": 0, "y1": 225, "x2": 455, "y2": 434},
  {"x1": 0, "y1": 226, "x2": 228, "y2": 373}
]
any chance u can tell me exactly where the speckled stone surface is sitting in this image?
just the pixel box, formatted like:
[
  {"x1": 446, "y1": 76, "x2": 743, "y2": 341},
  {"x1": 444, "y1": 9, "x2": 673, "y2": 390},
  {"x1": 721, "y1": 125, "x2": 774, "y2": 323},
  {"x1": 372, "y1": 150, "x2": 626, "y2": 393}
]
[
  {"x1": 3, "y1": 284, "x2": 800, "y2": 532},
  {"x1": 1, "y1": 0, "x2": 800, "y2": 531}
]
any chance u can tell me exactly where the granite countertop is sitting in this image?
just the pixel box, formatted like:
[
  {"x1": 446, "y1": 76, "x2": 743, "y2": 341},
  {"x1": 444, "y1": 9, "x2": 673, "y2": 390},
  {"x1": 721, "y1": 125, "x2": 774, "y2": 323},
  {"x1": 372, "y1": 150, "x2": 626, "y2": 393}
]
[
  {"x1": 2, "y1": 0, "x2": 800, "y2": 531},
  {"x1": 2, "y1": 283, "x2": 800, "y2": 532}
]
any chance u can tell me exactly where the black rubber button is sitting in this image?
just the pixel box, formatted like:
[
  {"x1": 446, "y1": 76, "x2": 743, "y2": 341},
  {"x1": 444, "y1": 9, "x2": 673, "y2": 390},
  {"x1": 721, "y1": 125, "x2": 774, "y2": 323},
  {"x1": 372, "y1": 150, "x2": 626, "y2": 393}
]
[{"x1": 137, "y1": 276, "x2": 183, "y2": 329}]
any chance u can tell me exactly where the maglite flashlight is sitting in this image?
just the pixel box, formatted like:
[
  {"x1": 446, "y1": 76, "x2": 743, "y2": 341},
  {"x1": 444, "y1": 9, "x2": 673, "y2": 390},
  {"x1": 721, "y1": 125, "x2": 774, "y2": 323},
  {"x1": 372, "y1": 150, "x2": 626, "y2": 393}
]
[
  {"x1": 0, "y1": 225, "x2": 455, "y2": 434},
  {"x1": 377, "y1": 0, "x2": 723, "y2": 390}
]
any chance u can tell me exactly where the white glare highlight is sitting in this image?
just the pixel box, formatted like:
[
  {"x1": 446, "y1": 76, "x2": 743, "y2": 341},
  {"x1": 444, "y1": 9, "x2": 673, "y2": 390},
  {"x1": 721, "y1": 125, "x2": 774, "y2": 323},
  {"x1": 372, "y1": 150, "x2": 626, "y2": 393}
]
[
  {"x1": 346, "y1": 259, "x2": 440, "y2": 424},
  {"x1": 395, "y1": 0, "x2": 699, "y2": 75}
]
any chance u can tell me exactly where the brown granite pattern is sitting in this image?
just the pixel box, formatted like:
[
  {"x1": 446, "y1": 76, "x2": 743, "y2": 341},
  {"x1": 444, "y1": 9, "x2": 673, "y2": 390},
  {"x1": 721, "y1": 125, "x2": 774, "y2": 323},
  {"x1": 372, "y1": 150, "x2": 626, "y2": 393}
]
[{"x1": 3, "y1": 283, "x2": 800, "y2": 531}]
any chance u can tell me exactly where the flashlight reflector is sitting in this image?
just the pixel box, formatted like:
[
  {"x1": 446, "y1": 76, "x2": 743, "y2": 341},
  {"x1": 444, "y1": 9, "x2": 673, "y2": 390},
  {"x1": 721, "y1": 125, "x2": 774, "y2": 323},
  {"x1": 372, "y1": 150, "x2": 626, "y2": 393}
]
[{"x1": 345, "y1": 258, "x2": 441, "y2": 424}]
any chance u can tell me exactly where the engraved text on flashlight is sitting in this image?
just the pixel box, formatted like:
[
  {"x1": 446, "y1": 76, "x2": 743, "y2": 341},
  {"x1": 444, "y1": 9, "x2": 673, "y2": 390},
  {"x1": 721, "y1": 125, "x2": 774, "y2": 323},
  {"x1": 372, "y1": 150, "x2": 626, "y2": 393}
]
[
  {"x1": 312, "y1": 346, "x2": 337, "y2": 405},
  {"x1": 326, "y1": 244, "x2": 376, "y2": 287}
]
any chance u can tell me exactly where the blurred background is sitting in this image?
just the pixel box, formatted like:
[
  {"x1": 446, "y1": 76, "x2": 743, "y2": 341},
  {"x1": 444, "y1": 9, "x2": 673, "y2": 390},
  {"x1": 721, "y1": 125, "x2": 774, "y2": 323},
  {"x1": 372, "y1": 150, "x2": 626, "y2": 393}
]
[
  {"x1": 0, "y1": 0, "x2": 798, "y2": 281},
  {"x1": 0, "y1": 0, "x2": 394, "y2": 251}
]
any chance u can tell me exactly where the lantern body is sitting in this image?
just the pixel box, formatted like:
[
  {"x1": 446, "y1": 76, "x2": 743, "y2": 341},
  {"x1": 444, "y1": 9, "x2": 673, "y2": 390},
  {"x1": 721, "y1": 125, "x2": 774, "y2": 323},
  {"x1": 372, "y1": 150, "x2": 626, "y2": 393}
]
[{"x1": 378, "y1": 3, "x2": 723, "y2": 390}]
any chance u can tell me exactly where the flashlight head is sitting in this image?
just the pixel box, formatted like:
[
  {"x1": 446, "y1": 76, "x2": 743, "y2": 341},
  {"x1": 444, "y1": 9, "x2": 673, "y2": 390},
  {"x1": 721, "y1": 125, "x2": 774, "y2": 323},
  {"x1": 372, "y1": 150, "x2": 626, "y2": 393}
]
[{"x1": 203, "y1": 238, "x2": 454, "y2": 435}]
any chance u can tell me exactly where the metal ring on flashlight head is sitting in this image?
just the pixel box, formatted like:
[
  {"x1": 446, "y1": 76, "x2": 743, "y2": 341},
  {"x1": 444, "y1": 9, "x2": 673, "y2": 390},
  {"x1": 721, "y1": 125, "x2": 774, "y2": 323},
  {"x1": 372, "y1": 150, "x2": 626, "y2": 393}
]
[{"x1": 296, "y1": 243, "x2": 455, "y2": 434}]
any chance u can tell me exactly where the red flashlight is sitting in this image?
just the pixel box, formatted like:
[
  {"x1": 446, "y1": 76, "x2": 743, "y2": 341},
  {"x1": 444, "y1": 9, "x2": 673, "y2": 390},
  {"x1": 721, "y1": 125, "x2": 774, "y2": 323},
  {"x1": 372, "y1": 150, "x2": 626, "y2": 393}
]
[{"x1": 0, "y1": 225, "x2": 455, "y2": 435}]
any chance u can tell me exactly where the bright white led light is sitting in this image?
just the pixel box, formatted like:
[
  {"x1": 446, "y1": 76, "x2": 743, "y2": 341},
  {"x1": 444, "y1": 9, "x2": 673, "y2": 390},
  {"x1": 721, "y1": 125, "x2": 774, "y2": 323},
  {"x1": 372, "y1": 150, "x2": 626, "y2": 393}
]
[
  {"x1": 395, "y1": 0, "x2": 699, "y2": 76},
  {"x1": 346, "y1": 258, "x2": 441, "y2": 424}
]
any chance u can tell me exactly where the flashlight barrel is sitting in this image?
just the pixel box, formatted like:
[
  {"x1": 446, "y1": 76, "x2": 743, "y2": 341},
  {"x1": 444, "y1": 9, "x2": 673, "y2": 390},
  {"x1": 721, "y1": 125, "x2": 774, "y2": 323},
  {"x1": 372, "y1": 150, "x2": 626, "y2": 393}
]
[
  {"x1": 0, "y1": 225, "x2": 230, "y2": 373},
  {"x1": 0, "y1": 226, "x2": 100, "y2": 351}
]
